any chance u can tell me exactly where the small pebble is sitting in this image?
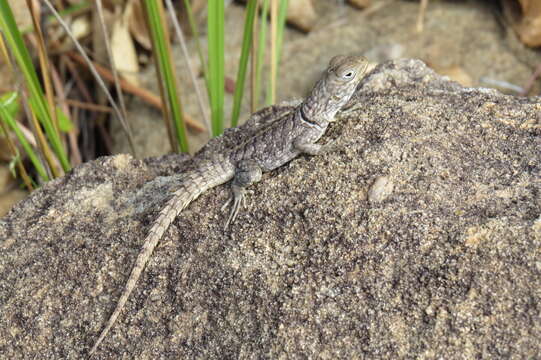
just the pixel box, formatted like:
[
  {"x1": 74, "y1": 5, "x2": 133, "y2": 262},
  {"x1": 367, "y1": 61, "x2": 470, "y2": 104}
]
[{"x1": 368, "y1": 176, "x2": 394, "y2": 203}]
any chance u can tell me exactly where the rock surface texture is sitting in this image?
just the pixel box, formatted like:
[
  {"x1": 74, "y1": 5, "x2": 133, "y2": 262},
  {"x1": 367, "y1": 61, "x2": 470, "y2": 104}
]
[{"x1": 1, "y1": 60, "x2": 540, "y2": 359}]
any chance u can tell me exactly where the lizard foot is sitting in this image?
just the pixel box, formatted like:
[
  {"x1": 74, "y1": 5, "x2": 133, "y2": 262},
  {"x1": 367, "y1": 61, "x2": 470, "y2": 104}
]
[
  {"x1": 223, "y1": 159, "x2": 262, "y2": 230},
  {"x1": 222, "y1": 184, "x2": 248, "y2": 230}
]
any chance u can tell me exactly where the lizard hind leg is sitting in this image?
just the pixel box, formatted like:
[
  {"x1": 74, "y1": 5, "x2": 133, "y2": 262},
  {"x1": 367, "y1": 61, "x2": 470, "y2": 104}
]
[{"x1": 223, "y1": 159, "x2": 262, "y2": 229}]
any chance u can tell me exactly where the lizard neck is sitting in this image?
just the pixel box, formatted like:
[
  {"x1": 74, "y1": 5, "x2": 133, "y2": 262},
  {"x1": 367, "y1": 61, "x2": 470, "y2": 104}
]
[
  {"x1": 296, "y1": 103, "x2": 324, "y2": 128},
  {"x1": 299, "y1": 77, "x2": 338, "y2": 126}
]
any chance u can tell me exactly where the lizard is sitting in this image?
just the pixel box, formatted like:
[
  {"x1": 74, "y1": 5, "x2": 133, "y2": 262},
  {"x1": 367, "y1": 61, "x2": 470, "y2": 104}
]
[{"x1": 89, "y1": 54, "x2": 369, "y2": 355}]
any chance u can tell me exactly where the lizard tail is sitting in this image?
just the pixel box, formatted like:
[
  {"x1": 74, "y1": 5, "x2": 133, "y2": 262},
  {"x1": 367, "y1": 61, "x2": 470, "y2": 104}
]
[{"x1": 89, "y1": 159, "x2": 235, "y2": 356}]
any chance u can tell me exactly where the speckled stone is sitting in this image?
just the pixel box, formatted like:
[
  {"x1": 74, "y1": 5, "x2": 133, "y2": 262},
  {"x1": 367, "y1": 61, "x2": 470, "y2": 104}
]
[{"x1": 1, "y1": 59, "x2": 540, "y2": 359}]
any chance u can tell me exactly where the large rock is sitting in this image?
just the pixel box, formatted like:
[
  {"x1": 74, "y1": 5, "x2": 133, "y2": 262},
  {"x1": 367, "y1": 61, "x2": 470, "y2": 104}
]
[{"x1": 1, "y1": 60, "x2": 540, "y2": 358}]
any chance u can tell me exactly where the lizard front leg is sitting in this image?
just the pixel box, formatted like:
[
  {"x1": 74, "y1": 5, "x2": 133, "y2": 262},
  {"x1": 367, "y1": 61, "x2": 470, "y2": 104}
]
[
  {"x1": 223, "y1": 159, "x2": 262, "y2": 229},
  {"x1": 293, "y1": 137, "x2": 336, "y2": 156}
]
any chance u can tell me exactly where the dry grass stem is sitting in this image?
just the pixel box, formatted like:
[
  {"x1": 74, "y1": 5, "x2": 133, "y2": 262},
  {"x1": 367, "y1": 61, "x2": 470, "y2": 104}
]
[
  {"x1": 416, "y1": 0, "x2": 428, "y2": 33},
  {"x1": 67, "y1": 52, "x2": 205, "y2": 132}
]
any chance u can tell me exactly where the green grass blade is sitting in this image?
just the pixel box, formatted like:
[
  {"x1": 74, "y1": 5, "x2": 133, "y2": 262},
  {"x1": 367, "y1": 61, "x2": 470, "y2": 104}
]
[
  {"x1": 0, "y1": 103, "x2": 49, "y2": 181},
  {"x1": 0, "y1": 91, "x2": 34, "y2": 189},
  {"x1": 0, "y1": 0, "x2": 70, "y2": 172},
  {"x1": 0, "y1": 121, "x2": 33, "y2": 190},
  {"x1": 0, "y1": 91, "x2": 20, "y2": 118},
  {"x1": 56, "y1": 106, "x2": 73, "y2": 132},
  {"x1": 231, "y1": 0, "x2": 258, "y2": 127},
  {"x1": 254, "y1": 0, "x2": 270, "y2": 111},
  {"x1": 208, "y1": 0, "x2": 225, "y2": 136},
  {"x1": 143, "y1": 0, "x2": 189, "y2": 153}
]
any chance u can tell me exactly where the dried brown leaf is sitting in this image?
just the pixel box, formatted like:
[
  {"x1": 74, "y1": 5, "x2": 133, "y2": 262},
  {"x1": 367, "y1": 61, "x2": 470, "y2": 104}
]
[
  {"x1": 111, "y1": 6, "x2": 140, "y2": 85},
  {"x1": 503, "y1": 0, "x2": 541, "y2": 47},
  {"x1": 127, "y1": 0, "x2": 151, "y2": 50},
  {"x1": 71, "y1": 15, "x2": 91, "y2": 40}
]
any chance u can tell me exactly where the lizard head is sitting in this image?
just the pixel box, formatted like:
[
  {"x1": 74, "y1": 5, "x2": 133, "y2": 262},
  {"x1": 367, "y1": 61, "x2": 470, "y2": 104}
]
[
  {"x1": 303, "y1": 55, "x2": 369, "y2": 123},
  {"x1": 324, "y1": 55, "x2": 369, "y2": 119}
]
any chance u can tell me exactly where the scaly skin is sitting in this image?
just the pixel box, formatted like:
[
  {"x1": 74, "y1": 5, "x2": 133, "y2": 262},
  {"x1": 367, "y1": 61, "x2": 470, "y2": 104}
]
[{"x1": 89, "y1": 55, "x2": 369, "y2": 356}]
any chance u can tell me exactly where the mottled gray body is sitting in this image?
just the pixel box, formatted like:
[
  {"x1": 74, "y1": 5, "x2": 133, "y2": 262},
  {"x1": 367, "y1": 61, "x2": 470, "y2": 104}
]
[
  {"x1": 89, "y1": 55, "x2": 368, "y2": 356},
  {"x1": 230, "y1": 111, "x2": 326, "y2": 171}
]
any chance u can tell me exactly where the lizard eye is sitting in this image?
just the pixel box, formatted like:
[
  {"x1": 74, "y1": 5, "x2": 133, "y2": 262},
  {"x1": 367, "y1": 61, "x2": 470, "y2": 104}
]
[{"x1": 341, "y1": 70, "x2": 355, "y2": 80}]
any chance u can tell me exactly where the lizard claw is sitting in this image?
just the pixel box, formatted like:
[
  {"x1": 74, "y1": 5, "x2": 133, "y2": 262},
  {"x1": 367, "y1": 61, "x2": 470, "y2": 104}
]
[
  {"x1": 224, "y1": 198, "x2": 240, "y2": 230},
  {"x1": 221, "y1": 190, "x2": 251, "y2": 213},
  {"x1": 223, "y1": 186, "x2": 248, "y2": 230},
  {"x1": 220, "y1": 197, "x2": 232, "y2": 212}
]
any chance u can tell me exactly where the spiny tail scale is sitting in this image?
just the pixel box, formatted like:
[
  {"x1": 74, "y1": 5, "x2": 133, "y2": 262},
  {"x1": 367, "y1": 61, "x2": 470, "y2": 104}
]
[{"x1": 89, "y1": 158, "x2": 235, "y2": 355}]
